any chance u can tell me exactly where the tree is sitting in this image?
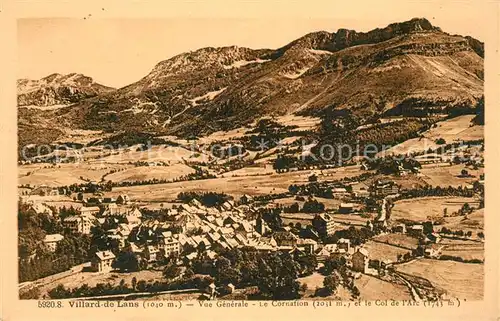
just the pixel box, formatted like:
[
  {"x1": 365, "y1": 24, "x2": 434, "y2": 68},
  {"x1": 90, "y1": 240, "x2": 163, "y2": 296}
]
[
  {"x1": 256, "y1": 252, "x2": 301, "y2": 300},
  {"x1": 323, "y1": 274, "x2": 340, "y2": 296},
  {"x1": 113, "y1": 251, "x2": 142, "y2": 272},
  {"x1": 184, "y1": 268, "x2": 195, "y2": 279},
  {"x1": 131, "y1": 277, "x2": 137, "y2": 290},
  {"x1": 136, "y1": 280, "x2": 147, "y2": 292},
  {"x1": 435, "y1": 138, "x2": 446, "y2": 145},
  {"x1": 308, "y1": 174, "x2": 318, "y2": 182},
  {"x1": 352, "y1": 286, "x2": 360, "y2": 298},
  {"x1": 422, "y1": 221, "x2": 434, "y2": 235},
  {"x1": 473, "y1": 95, "x2": 485, "y2": 125},
  {"x1": 163, "y1": 263, "x2": 182, "y2": 280},
  {"x1": 460, "y1": 203, "x2": 471, "y2": 215}
]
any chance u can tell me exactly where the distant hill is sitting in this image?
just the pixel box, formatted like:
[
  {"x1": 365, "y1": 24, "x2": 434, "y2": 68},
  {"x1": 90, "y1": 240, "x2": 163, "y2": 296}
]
[
  {"x1": 17, "y1": 18, "x2": 483, "y2": 146},
  {"x1": 17, "y1": 73, "x2": 115, "y2": 107}
]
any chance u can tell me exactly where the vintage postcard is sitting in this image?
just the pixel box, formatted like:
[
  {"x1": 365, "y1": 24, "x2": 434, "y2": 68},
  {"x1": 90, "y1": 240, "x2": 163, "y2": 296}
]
[{"x1": 1, "y1": 0, "x2": 499, "y2": 320}]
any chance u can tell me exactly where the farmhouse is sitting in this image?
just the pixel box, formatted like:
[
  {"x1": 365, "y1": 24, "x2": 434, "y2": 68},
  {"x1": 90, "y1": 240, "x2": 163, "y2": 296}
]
[
  {"x1": 337, "y1": 238, "x2": 351, "y2": 253},
  {"x1": 240, "y1": 194, "x2": 253, "y2": 204},
  {"x1": 332, "y1": 187, "x2": 349, "y2": 198},
  {"x1": 392, "y1": 224, "x2": 407, "y2": 234},
  {"x1": 296, "y1": 238, "x2": 318, "y2": 255},
  {"x1": 116, "y1": 194, "x2": 131, "y2": 205},
  {"x1": 408, "y1": 224, "x2": 424, "y2": 236},
  {"x1": 424, "y1": 247, "x2": 439, "y2": 258},
  {"x1": 339, "y1": 203, "x2": 355, "y2": 214},
  {"x1": 372, "y1": 179, "x2": 399, "y2": 196},
  {"x1": 91, "y1": 250, "x2": 116, "y2": 273},
  {"x1": 351, "y1": 248, "x2": 369, "y2": 273},
  {"x1": 43, "y1": 233, "x2": 64, "y2": 252},
  {"x1": 30, "y1": 185, "x2": 58, "y2": 196}
]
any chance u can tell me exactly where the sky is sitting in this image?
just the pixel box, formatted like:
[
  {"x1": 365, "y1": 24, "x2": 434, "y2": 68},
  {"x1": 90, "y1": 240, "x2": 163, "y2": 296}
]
[{"x1": 17, "y1": 1, "x2": 490, "y2": 88}]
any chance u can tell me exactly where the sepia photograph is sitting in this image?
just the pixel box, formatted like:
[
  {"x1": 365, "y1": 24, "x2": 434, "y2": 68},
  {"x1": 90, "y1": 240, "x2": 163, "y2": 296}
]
[{"x1": 9, "y1": 1, "x2": 495, "y2": 314}]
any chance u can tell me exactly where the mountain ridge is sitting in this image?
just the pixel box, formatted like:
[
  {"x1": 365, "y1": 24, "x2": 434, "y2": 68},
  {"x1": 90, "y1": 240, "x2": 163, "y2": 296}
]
[{"x1": 17, "y1": 17, "x2": 484, "y2": 145}]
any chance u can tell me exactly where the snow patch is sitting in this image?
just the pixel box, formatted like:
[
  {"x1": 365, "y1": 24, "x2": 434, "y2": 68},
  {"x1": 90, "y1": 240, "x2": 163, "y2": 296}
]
[
  {"x1": 308, "y1": 49, "x2": 333, "y2": 55},
  {"x1": 20, "y1": 104, "x2": 72, "y2": 110},
  {"x1": 223, "y1": 59, "x2": 270, "y2": 69},
  {"x1": 283, "y1": 66, "x2": 311, "y2": 79},
  {"x1": 187, "y1": 87, "x2": 227, "y2": 106},
  {"x1": 123, "y1": 99, "x2": 160, "y2": 114}
]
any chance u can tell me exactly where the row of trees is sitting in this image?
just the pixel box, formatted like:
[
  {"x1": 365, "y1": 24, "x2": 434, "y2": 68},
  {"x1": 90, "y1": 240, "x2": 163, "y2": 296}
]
[
  {"x1": 282, "y1": 198, "x2": 326, "y2": 214},
  {"x1": 396, "y1": 185, "x2": 476, "y2": 200},
  {"x1": 177, "y1": 191, "x2": 232, "y2": 208}
]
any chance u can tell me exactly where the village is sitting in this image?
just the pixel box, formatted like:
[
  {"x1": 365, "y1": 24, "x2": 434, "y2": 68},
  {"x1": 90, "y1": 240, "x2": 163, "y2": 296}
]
[
  {"x1": 16, "y1": 112, "x2": 485, "y2": 302},
  {"x1": 18, "y1": 146, "x2": 485, "y2": 301}
]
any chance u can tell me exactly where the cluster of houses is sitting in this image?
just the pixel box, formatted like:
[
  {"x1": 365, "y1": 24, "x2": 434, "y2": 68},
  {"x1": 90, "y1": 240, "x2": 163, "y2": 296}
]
[{"x1": 25, "y1": 175, "x2": 444, "y2": 278}]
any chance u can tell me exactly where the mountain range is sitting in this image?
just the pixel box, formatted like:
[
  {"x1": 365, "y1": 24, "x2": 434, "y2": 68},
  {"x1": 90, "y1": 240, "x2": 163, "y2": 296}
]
[{"x1": 18, "y1": 18, "x2": 484, "y2": 147}]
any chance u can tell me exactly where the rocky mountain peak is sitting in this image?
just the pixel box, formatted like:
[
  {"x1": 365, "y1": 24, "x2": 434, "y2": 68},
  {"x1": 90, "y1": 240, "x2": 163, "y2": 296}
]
[{"x1": 17, "y1": 73, "x2": 115, "y2": 107}]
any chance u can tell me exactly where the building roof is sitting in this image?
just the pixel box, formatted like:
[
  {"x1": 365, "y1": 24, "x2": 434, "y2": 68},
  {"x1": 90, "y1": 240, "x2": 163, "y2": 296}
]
[
  {"x1": 315, "y1": 213, "x2": 334, "y2": 222},
  {"x1": 356, "y1": 248, "x2": 369, "y2": 257},
  {"x1": 80, "y1": 206, "x2": 100, "y2": 212},
  {"x1": 44, "y1": 234, "x2": 64, "y2": 243},
  {"x1": 340, "y1": 203, "x2": 355, "y2": 208},
  {"x1": 161, "y1": 231, "x2": 173, "y2": 238},
  {"x1": 30, "y1": 203, "x2": 53, "y2": 215},
  {"x1": 240, "y1": 222, "x2": 253, "y2": 233},
  {"x1": 95, "y1": 250, "x2": 116, "y2": 261}
]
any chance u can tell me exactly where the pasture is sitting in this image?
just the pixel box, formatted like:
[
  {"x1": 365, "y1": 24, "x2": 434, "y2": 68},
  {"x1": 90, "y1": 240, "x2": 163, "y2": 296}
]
[
  {"x1": 396, "y1": 258, "x2": 483, "y2": 300},
  {"x1": 391, "y1": 196, "x2": 480, "y2": 222}
]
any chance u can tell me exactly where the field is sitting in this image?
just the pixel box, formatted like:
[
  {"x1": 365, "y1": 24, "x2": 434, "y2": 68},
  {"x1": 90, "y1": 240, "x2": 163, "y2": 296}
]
[
  {"x1": 18, "y1": 163, "x2": 123, "y2": 187},
  {"x1": 441, "y1": 208, "x2": 484, "y2": 236},
  {"x1": 378, "y1": 115, "x2": 483, "y2": 156},
  {"x1": 419, "y1": 164, "x2": 484, "y2": 188},
  {"x1": 354, "y1": 274, "x2": 412, "y2": 300},
  {"x1": 107, "y1": 167, "x2": 366, "y2": 203},
  {"x1": 225, "y1": 165, "x2": 275, "y2": 176},
  {"x1": 396, "y1": 259, "x2": 483, "y2": 300},
  {"x1": 90, "y1": 145, "x2": 208, "y2": 164},
  {"x1": 438, "y1": 238, "x2": 484, "y2": 261},
  {"x1": 362, "y1": 241, "x2": 410, "y2": 262},
  {"x1": 391, "y1": 196, "x2": 480, "y2": 222},
  {"x1": 373, "y1": 233, "x2": 419, "y2": 249},
  {"x1": 104, "y1": 164, "x2": 195, "y2": 183},
  {"x1": 328, "y1": 214, "x2": 373, "y2": 227},
  {"x1": 280, "y1": 213, "x2": 314, "y2": 227}
]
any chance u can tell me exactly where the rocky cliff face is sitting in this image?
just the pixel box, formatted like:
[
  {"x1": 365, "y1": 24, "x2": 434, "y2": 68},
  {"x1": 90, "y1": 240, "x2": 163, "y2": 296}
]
[
  {"x1": 17, "y1": 73, "x2": 115, "y2": 107},
  {"x1": 18, "y1": 17, "x2": 484, "y2": 141}
]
